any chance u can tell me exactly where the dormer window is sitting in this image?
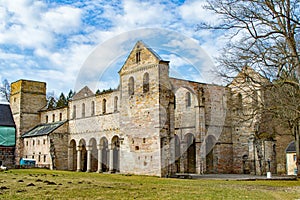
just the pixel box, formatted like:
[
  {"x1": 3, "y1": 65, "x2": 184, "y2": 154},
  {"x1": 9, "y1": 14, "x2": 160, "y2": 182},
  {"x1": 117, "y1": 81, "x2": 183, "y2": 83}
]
[{"x1": 136, "y1": 51, "x2": 141, "y2": 63}]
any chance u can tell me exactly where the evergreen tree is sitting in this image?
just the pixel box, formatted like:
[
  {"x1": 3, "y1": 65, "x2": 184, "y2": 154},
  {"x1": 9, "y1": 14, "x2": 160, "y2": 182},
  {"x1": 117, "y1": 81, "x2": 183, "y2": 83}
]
[
  {"x1": 66, "y1": 90, "x2": 75, "y2": 101},
  {"x1": 56, "y1": 93, "x2": 67, "y2": 108},
  {"x1": 47, "y1": 97, "x2": 56, "y2": 109}
]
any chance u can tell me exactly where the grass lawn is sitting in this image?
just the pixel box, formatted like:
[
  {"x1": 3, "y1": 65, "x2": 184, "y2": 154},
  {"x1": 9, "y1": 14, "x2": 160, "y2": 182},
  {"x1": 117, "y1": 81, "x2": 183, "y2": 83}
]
[{"x1": 0, "y1": 169, "x2": 299, "y2": 200}]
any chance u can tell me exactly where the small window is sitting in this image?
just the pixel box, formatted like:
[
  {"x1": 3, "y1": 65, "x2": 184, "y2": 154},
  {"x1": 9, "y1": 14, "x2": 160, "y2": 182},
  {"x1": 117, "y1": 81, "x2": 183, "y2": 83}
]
[
  {"x1": 43, "y1": 139, "x2": 46, "y2": 145},
  {"x1": 73, "y1": 105, "x2": 76, "y2": 119},
  {"x1": 128, "y1": 77, "x2": 135, "y2": 95},
  {"x1": 186, "y1": 92, "x2": 191, "y2": 107},
  {"x1": 38, "y1": 155, "x2": 41, "y2": 162},
  {"x1": 46, "y1": 115, "x2": 48, "y2": 123},
  {"x1": 44, "y1": 155, "x2": 46, "y2": 162},
  {"x1": 82, "y1": 103, "x2": 85, "y2": 117},
  {"x1": 26, "y1": 141, "x2": 28, "y2": 146},
  {"x1": 37, "y1": 140, "x2": 40, "y2": 145},
  {"x1": 143, "y1": 138, "x2": 146, "y2": 143},
  {"x1": 102, "y1": 99, "x2": 106, "y2": 114},
  {"x1": 33, "y1": 140, "x2": 35, "y2": 146},
  {"x1": 294, "y1": 155, "x2": 297, "y2": 162},
  {"x1": 237, "y1": 93, "x2": 243, "y2": 111},
  {"x1": 174, "y1": 96, "x2": 176, "y2": 109},
  {"x1": 136, "y1": 51, "x2": 141, "y2": 63},
  {"x1": 59, "y1": 113, "x2": 62, "y2": 121},
  {"x1": 52, "y1": 114, "x2": 55, "y2": 122},
  {"x1": 143, "y1": 73, "x2": 149, "y2": 93},
  {"x1": 91, "y1": 101, "x2": 95, "y2": 116},
  {"x1": 114, "y1": 97, "x2": 118, "y2": 112},
  {"x1": 32, "y1": 155, "x2": 34, "y2": 159}
]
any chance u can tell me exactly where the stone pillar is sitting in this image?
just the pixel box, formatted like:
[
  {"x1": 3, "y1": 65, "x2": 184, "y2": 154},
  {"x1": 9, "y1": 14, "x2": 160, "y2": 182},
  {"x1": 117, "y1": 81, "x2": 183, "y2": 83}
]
[
  {"x1": 68, "y1": 146, "x2": 73, "y2": 170},
  {"x1": 86, "y1": 146, "x2": 92, "y2": 172},
  {"x1": 109, "y1": 145, "x2": 114, "y2": 173},
  {"x1": 169, "y1": 136, "x2": 175, "y2": 175},
  {"x1": 195, "y1": 142, "x2": 201, "y2": 174},
  {"x1": 97, "y1": 144, "x2": 103, "y2": 173},
  {"x1": 76, "y1": 146, "x2": 82, "y2": 172},
  {"x1": 180, "y1": 141, "x2": 186, "y2": 173}
]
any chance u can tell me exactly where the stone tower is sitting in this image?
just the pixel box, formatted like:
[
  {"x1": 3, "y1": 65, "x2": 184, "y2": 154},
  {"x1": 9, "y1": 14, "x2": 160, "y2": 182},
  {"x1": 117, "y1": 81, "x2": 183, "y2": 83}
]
[
  {"x1": 10, "y1": 80, "x2": 47, "y2": 163},
  {"x1": 118, "y1": 41, "x2": 171, "y2": 176}
]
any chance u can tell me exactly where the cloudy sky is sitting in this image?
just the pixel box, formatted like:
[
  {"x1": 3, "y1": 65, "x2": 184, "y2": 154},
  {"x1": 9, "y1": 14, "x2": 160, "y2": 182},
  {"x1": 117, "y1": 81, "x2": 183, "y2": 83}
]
[{"x1": 0, "y1": 0, "x2": 226, "y2": 101}]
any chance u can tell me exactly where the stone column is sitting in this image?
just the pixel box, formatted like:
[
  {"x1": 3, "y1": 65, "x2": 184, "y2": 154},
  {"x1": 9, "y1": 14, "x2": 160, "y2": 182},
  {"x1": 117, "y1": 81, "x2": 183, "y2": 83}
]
[
  {"x1": 109, "y1": 145, "x2": 114, "y2": 173},
  {"x1": 169, "y1": 136, "x2": 175, "y2": 175},
  {"x1": 180, "y1": 141, "x2": 186, "y2": 173},
  {"x1": 195, "y1": 142, "x2": 201, "y2": 174},
  {"x1": 76, "y1": 146, "x2": 82, "y2": 172},
  {"x1": 68, "y1": 146, "x2": 73, "y2": 170},
  {"x1": 97, "y1": 144, "x2": 103, "y2": 173},
  {"x1": 86, "y1": 146, "x2": 92, "y2": 172}
]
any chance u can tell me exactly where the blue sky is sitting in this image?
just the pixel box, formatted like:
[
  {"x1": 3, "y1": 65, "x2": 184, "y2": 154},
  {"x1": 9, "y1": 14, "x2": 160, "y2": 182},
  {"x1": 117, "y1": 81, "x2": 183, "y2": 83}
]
[{"x1": 0, "y1": 0, "x2": 226, "y2": 101}]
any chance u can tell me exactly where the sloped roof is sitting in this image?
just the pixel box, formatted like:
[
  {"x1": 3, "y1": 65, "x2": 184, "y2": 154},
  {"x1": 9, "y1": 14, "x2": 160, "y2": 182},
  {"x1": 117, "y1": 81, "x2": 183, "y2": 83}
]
[
  {"x1": 119, "y1": 40, "x2": 169, "y2": 74},
  {"x1": 0, "y1": 104, "x2": 15, "y2": 127},
  {"x1": 21, "y1": 120, "x2": 67, "y2": 138},
  {"x1": 286, "y1": 141, "x2": 296, "y2": 153},
  {"x1": 72, "y1": 86, "x2": 94, "y2": 100}
]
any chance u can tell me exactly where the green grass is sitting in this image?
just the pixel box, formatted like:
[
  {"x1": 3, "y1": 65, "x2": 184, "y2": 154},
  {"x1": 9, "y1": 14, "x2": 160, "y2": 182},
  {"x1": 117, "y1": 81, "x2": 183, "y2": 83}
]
[{"x1": 0, "y1": 169, "x2": 299, "y2": 199}]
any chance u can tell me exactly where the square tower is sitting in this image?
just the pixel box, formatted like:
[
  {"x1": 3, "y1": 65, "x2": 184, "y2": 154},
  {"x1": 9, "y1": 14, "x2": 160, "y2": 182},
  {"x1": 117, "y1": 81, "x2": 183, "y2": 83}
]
[{"x1": 10, "y1": 80, "x2": 46, "y2": 163}]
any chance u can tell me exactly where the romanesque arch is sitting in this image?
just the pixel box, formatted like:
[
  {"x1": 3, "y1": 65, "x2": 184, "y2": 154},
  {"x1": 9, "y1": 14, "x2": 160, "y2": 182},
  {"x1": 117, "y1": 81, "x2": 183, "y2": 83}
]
[
  {"x1": 78, "y1": 139, "x2": 87, "y2": 172},
  {"x1": 174, "y1": 134, "x2": 181, "y2": 173},
  {"x1": 69, "y1": 139, "x2": 77, "y2": 171},
  {"x1": 89, "y1": 138, "x2": 98, "y2": 172},
  {"x1": 184, "y1": 133, "x2": 196, "y2": 173},
  {"x1": 100, "y1": 137, "x2": 109, "y2": 172},
  {"x1": 205, "y1": 135, "x2": 216, "y2": 173},
  {"x1": 111, "y1": 135, "x2": 120, "y2": 172}
]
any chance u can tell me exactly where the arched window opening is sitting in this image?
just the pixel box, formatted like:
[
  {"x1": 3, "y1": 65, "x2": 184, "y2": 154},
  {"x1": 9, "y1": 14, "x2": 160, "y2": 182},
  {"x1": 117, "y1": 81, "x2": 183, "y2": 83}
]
[
  {"x1": 46, "y1": 115, "x2": 48, "y2": 123},
  {"x1": 91, "y1": 101, "x2": 95, "y2": 116},
  {"x1": 237, "y1": 93, "x2": 243, "y2": 111},
  {"x1": 186, "y1": 92, "x2": 191, "y2": 107},
  {"x1": 128, "y1": 77, "x2": 134, "y2": 95},
  {"x1": 102, "y1": 99, "x2": 106, "y2": 114},
  {"x1": 73, "y1": 105, "x2": 76, "y2": 119},
  {"x1": 114, "y1": 96, "x2": 118, "y2": 112},
  {"x1": 136, "y1": 51, "x2": 141, "y2": 63},
  {"x1": 82, "y1": 103, "x2": 85, "y2": 118},
  {"x1": 52, "y1": 114, "x2": 55, "y2": 122},
  {"x1": 143, "y1": 72, "x2": 149, "y2": 93},
  {"x1": 59, "y1": 113, "x2": 62, "y2": 121}
]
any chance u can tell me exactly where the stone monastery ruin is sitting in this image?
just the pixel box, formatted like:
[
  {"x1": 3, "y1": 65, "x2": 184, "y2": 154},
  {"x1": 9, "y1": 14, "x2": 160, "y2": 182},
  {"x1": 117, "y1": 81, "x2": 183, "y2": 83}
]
[{"x1": 9, "y1": 41, "x2": 291, "y2": 177}]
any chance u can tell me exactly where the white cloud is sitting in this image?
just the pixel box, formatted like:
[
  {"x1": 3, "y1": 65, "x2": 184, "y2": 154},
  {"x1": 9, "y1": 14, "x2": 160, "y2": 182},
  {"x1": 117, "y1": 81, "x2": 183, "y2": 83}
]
[
  {"x1": 179, "y1": 0, "x2": 219, "y2": 24},
  {"x1": 42, "y1": 6, "x2": 82, "y2": 34},
  {"x1": 0, "y1": 0, "x2": 228, "y2": 95}
]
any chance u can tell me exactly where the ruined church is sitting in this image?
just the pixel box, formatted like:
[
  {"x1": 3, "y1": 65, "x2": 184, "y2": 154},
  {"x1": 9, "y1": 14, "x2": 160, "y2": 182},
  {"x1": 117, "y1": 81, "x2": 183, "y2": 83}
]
[{"x1": 9, "y1": 41, "x2": 287, "y2": 177}]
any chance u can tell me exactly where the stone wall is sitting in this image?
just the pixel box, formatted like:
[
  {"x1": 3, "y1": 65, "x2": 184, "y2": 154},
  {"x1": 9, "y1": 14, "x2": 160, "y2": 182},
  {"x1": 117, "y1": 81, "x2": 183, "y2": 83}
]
[{"x1": 0, "y1": 146, "x2": 15, "y2": 168}]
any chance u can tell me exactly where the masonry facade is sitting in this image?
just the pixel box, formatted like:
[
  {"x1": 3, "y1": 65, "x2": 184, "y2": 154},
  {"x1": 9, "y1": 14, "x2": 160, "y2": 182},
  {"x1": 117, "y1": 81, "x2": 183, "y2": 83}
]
[{"x1": 10, "y1": 41, "x2": 289, "y2": 176}]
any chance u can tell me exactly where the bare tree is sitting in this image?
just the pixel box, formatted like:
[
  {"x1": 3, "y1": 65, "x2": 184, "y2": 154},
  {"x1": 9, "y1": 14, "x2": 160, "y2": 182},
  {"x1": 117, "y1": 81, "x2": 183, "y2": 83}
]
[
  {"x1": 0, "y1": 79, "x2": 10, "y2": 102},
  {"x1": 198, "y1": 0, "x2": 300, "y2": 175}
]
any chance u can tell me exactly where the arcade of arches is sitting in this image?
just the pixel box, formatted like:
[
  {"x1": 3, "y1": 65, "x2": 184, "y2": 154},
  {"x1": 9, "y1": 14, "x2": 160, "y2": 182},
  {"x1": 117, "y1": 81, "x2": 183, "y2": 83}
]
[{"x1": 68, "y1": 136, "x2": 120, "y2": 173}]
